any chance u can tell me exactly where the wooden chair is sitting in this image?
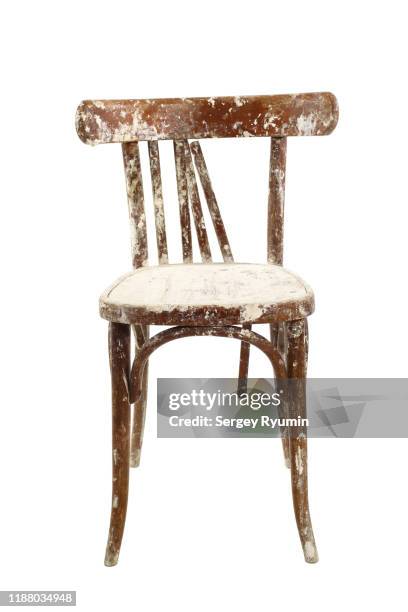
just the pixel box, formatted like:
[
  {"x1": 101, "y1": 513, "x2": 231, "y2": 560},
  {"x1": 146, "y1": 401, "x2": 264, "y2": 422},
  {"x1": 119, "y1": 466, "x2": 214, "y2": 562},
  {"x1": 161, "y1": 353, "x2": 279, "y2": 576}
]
[{"x1": 76, "y1": 92, "x2": 338, "y2": 566}]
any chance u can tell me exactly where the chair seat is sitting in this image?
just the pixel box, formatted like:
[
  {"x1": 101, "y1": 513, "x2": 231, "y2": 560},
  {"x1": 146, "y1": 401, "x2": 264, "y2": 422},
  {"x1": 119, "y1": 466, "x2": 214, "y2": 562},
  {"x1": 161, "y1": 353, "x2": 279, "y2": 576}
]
[{"x1": 99, "y1": 263, "x2": 314, "y2": 325}]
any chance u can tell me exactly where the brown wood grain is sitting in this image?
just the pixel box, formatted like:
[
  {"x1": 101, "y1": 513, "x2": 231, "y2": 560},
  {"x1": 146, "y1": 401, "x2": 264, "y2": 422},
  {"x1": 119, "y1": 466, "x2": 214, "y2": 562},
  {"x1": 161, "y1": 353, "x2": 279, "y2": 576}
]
[
  {"x1": 148, "y1": 141, "x2": 168, "y2": 264},
  {"x1": 105, "y1": 322, "x2": 131, "y2": 566},
  {"x1": 183, "y1": 140, "x2": 212, "y2": 263},
  {"x1": 287, "y1": 319, "x2": 318, "y2": 563},
  {"x1": 173, "y1": 140, "x2": 193, "y2": 263},
  {"x1": 267, "y1": 137, "x2": 287, "y2": 265},
  {"x1": 76, "y1": 90, "x2": 339, "y2": 566},
  {"x1": 122, "y1": 142, "x2": 148, "y2": 268},
  {"x1": 76, "y1": 93, "x2": 338, "y2": 144},
  {"x1": 190, "y1": 140, "x2": 234, "y2": 263}
]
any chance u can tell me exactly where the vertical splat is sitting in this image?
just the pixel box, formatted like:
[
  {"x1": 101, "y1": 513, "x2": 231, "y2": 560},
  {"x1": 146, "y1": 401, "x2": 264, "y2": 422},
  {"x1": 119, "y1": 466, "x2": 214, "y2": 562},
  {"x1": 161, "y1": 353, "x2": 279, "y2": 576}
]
[
  {"x1": 122, "y1": 142, "x2": 148, "y2": 268},
  {"x1": 148, "y1": 141, "x2": 168, "y2": 265},
  {"x1": 183, "y1": 140, "x2": 212, "y2": 263},
  {"x1": 173, "y1": 139, "x2": 193, "y2": 263},
  {"x1": 190, "y1": 141, "x2": 233, "y2": 263}
]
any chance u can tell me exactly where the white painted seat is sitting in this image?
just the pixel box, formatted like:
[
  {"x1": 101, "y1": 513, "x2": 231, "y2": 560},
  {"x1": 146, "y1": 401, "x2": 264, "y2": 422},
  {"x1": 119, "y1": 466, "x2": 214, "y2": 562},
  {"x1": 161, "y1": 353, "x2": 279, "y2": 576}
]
[{"x1": 99, "y1": 263, "x2": 314, "y2": 325}]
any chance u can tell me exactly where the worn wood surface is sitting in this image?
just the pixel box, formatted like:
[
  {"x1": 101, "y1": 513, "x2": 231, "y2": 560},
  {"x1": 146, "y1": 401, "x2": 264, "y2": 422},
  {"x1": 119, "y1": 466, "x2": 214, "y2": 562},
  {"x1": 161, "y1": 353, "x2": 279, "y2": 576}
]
[
  {"x1": 270, "y1": 321, "x2": 290, "y2": 466},
  {"x1": 183, "y1": 140, "x2": 212, "y2": 262},
  {"x1": 122, "y1": 142, "x2": 148, "y2": 268},
  {"x1": 148, "y1": 141, "x2": 168, "y2": 265},
  {"x1": 105, "y1": 322, "x2": 131, "y2": 567},
  {"x1": 173, "y1": 140, "x2": 193, "y2": 263},
  {"x1": 237, "y1": 323, "x2": 251, "y2": 394},
  {"x1": 190, "y1": 141, "x2": 233, "y2": 263},
  {"x1": 76, "y1": 93, "x2": 338, "y2": 144},
  {"x1": 130, "y1": 324, "x2": 149, "y2": 467},
  {"x1": 76, "y1": 90, "x2": 339, "y2": 566},
  {"x1": 287, "y1": 319, "x2": 318, "y2": 563},
  {"x1": 99, "y1": 263, "x2": 314, "y2": 326},
  {"x1": 267, "y1": 138, "x2": 287, "y2": 265}
]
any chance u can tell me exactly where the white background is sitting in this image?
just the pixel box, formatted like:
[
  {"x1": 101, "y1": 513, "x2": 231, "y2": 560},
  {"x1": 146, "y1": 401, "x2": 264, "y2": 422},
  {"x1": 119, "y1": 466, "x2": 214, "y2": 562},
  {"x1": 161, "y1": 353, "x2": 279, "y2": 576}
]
[{"x1": 0, "y1": 1, "x2": 407, "y2": 610}]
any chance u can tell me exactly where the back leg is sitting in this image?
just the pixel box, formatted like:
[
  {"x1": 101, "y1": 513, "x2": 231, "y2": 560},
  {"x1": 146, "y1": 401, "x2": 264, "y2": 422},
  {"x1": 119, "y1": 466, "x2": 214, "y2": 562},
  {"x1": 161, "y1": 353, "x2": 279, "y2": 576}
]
[
  {"x1": 287, "y1": 319, "x2": 318, "y2": 563},
  {"x1": 105, "y1": 322, "x2": 131, "y2": 566},
  {"x1": 130, "y1": 325, "x2": 149, "y2": 467},
  {"x1": 237, "y1": 324, "x2": 251, "y2": 395}
]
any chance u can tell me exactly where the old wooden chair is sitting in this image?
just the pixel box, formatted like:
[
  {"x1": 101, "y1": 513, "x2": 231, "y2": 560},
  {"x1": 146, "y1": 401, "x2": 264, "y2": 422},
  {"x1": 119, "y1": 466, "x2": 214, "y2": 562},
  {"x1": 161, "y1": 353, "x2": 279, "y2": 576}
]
[{"x1": 76, "y1": 92, "x2": 338, "y2": 566}]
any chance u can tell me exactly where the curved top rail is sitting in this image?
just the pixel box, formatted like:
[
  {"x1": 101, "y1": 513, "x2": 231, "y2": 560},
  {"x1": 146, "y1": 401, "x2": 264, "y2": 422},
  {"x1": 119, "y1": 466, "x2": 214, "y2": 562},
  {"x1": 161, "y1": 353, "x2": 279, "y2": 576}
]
[{"x1": 76, "y1": 92, "x2": 338, "y2": 145}]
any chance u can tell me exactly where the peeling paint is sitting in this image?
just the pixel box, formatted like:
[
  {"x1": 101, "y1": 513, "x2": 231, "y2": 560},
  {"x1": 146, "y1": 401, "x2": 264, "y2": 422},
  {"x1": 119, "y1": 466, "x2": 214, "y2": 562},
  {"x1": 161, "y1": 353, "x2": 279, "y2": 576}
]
[
  {"x1": 76, "y1": 91, "x2": 339, "y2": 567},
  {"x1": 100, "y1": 263, "x2": 314, "y2": 325},
  {"x1": 76, "y1": 93, "x2": 338, "y2": 144}
]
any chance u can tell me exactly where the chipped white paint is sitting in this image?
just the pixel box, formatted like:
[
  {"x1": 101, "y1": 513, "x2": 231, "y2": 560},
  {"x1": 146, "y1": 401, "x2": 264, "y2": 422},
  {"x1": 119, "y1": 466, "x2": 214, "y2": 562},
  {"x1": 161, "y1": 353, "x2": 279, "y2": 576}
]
[
  {"x1": 130, "y1": 448, "x2": 141, "y2": 468},
  {"x1": 240, "y1": 304, "x2": 264, "y2": 322},
  {"x1": 105, "y1": 550, "x2": 119, "y2": 566},
  {"x1": 101, "y1": 263, "x2": 314, "y2": 317},
  {"x1": 173, "y1": 140, "x2": 192, "y2": 263},
  {"x1": 183, "y1": 144, "x2": 212, "y2": 262},
  {"x1": 131, "y1": 109, "x2": 158, "y2": 140},
  {"x1": 296, "y1": 113, "x2": 318, "y2": 136},
  {"x1": 239, "y1": 327, "x2": 254, "y2": 339},
  {"x1": 75, "y1": 92, "x2": 335, "y2": 568},
  {"x1": 295, "y1": 445, "x2": 304, "y2": 475},
  {"x1": 264, "y1": 112, "x2": 278, "y2": 130},
  {"x1": 267, "y1": 137, "x2": 286, "y2": 266},
  {"x1": 121, "y1": 370, "x2": 128, "y2": 395},
  {"x1": 304, "y1": 540, "x2": 318, "y2": 562},
  {"x1": 148, "y1": 141, "x2": 168, "y2": 264},
  {"x1": 76, "y1": 93, "x2": 338, "y2": 146},
  {"x1": 273, "y1": 167, "x2": 285, "y2": 212},
  {"x1": 288, "y1": 320, "x2": 304, "y2": 338},
  {"x1": 190, "y1": 140, "x2": 234, "y2": 264},
  {"x1": 122, "y1": 143, "x2": 148, "y2": 268}
]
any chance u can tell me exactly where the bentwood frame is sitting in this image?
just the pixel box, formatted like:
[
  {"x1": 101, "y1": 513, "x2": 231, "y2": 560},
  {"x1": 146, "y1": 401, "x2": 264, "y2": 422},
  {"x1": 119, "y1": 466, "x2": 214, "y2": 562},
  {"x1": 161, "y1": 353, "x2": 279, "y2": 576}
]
[{"x1": 76, "y1": 92, "x2": 339, "y2": 566}]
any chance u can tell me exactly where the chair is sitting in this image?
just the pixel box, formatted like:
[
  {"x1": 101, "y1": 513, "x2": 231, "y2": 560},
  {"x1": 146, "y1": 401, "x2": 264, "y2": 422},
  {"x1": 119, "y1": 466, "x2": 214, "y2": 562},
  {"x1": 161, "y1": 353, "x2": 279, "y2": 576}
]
[{"x1": 75, "y1": 92, "x2": 339, "y2": 566}]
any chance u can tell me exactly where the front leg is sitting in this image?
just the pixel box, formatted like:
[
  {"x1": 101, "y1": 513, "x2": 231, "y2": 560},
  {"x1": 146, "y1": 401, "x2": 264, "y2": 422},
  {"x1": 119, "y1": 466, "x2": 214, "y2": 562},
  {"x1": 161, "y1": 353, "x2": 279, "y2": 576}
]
[
  {"x1": 105, "y1": 322, "x2": 131, "y2": 566},
  {"x1": 270, "y1": 322, "x2": 290, "y2": 467},
  {"x1": 130, "y1": 324, "x2": 149, "y2": 467}
]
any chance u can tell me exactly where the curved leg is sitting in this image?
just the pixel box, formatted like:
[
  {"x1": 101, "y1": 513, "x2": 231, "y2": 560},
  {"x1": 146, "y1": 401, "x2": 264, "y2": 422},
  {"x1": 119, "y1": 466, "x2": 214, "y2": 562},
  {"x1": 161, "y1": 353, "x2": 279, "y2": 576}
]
[
  {"x1": 270, "y1": 323, "x2": 290, "y2": 467},
  {"x1": 287, "y1": 319, "x2": 318, "y2": 563},
  {"x1": 105, "y1": 322, "x2": 131, "y2": 567},
  {"x1": 130, "y1": 325, "x2": 149, "y2": 468}
]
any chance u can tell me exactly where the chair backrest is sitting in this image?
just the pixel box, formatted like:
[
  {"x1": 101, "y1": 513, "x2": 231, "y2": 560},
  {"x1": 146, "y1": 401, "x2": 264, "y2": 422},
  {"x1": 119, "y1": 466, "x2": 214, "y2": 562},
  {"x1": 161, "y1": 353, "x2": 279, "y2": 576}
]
[{"x1": 76, "y1": 93, "x2": 338, "y2": 268}]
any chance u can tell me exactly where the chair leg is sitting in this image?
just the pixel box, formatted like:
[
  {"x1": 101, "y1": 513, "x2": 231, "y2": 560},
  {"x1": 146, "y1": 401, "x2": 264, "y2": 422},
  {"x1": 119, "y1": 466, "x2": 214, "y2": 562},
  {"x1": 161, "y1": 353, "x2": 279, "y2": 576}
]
[
  {"x1": 270, "y1": 323, "x2": 290, "y2": 467},
  {"x1": 237, "y1": 324, "x2": 251, "y2": 395},
  {"x1": 130, "y1": 325, "x2": 149, "y2": 468},
  {"x1": 287, "y1": 319, "x2": 318, "y2": 563},
  {"x1": 105, "y1": 322, "x2": 131, "y2": 567},
  {"x1": 130, "y1": 361, "x2": 149, "y2": 467}
]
